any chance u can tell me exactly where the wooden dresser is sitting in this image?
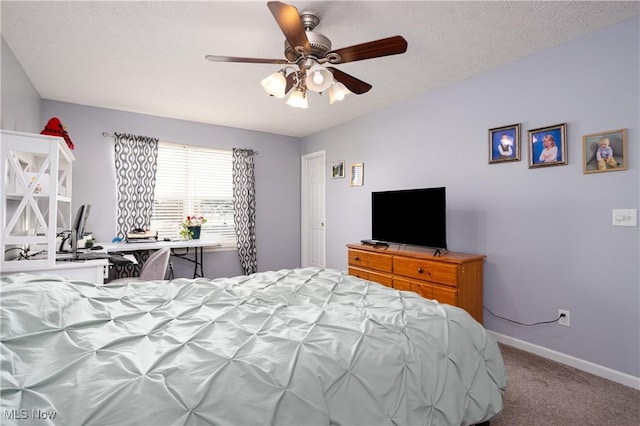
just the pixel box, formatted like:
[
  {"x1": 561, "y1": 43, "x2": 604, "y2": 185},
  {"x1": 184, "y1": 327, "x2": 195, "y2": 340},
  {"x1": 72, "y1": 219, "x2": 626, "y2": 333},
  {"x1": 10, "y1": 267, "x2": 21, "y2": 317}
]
[{"x1": 347, "y1": 244, "x2": 485, "y2": 324}]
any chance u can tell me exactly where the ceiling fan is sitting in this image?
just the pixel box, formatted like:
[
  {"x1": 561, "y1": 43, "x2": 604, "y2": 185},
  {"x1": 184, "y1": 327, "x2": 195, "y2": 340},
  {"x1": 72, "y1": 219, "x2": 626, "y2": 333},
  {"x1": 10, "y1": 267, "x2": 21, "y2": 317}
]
[{"x1": 205, "y1": 1, "x2": 408, "y2": 108}]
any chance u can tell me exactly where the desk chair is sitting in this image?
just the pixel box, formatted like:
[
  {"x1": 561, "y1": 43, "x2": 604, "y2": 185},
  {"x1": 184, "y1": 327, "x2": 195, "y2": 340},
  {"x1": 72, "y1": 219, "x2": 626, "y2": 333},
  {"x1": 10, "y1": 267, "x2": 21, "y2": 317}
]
[{"x1": 110, "y1": 248, "x2": 171, "y2": 283}]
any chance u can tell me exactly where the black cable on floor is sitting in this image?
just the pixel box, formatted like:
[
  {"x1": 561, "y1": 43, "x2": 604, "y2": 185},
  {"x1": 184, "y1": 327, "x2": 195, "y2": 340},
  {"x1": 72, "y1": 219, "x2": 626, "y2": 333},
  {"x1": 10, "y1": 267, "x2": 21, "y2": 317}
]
[{"x1": 484, "y1": 306, "x2": 562, "y2": 326}]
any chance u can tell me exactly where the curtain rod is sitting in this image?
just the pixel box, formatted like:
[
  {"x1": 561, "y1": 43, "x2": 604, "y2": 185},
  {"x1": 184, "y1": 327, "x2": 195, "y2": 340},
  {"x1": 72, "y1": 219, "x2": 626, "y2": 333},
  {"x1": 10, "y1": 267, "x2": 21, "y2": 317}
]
[{"x1": 102, "y1": 132, "x2": 258, "y2": 155}]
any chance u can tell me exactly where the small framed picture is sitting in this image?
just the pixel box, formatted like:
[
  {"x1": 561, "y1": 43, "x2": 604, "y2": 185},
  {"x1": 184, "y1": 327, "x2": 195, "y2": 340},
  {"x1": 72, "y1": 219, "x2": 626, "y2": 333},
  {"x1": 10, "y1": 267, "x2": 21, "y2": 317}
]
[
  {"x1": 350, "y1": 163, "x2": 364, "y2": 186},
  {"x1": 331, "y1": 160, "x2": 345, "y2": 178},
  {"x1": 528, "y1": 123, "x2": 567, "y2": 168},
  {"x1": 582, "y1": 129, "x2": 627, "y2": 174},
  {"x1": 488, "y1": 123, "x2": 521, "y2": 164}
]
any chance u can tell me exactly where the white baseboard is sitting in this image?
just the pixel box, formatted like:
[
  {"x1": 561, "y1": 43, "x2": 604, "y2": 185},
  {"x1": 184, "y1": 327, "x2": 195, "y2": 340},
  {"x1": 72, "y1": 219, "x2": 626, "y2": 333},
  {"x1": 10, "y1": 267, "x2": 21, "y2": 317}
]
[{"x1": 488, "y1": 331, "x2": 640, "y2": 391}]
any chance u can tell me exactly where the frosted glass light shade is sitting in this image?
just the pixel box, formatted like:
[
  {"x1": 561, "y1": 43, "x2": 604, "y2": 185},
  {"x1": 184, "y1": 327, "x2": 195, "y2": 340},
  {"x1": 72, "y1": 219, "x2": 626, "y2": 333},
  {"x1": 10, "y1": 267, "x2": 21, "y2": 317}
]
[
  {"x1": 286, "y1": 88, "x2": 308, "y2": 109},
  {"x1": 305, "y1": 64, "x2": 333, "y2": 92},
  {"x1": 261, "y1": 71, "x2": 287, "y2": 98},
  {"x1": 328, "y1": 82, "x2": 350, "y2": 104}
]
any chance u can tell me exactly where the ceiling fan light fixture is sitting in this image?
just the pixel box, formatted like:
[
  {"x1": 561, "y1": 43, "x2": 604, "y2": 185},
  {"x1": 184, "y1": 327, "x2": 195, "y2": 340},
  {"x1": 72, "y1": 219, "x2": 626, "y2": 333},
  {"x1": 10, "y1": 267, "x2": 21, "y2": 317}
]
[
  {"x1": 286, "y1": 87, "x2": 309, "y2": 109},
  {"x1": 305, "y1": 63, "x2": 333, "y2": 92},
  {"x1": 261, "y1": 70, "x2": 287, "y2": 98},
  {"x1": 207, "y1": 2, "x2": 409, "y2": 110},
  {"x1": 328, "y1": 82, "x2": 351, "y2": 104}
]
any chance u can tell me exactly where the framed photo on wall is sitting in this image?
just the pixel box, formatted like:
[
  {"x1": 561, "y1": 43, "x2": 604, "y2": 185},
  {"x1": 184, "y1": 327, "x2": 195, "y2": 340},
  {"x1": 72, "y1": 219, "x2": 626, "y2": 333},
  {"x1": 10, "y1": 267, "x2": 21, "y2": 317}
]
[
  {"x1": 582, "y1": 129, "x2": 627, "y2": 174},
  {"x1": 528, "y1": 123, "x2": 567, "y2": 168},
  {"x1": 331, "y1": 160, "x2": 345, "y2": 178},
  {"x1": 488, "y1": 123, "x2": 521, "y2": 164},
  {"x1": 350, "y1": 163, "x2": 364, "y2": 186}
]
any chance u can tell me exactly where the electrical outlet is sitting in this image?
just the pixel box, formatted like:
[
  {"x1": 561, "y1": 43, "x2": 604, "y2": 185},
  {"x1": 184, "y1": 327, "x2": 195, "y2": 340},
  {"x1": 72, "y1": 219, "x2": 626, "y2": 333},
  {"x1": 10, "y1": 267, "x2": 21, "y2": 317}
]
[
  {"x1": 558, "y1": 309, "x2": 570, "y2": 327},
  {"x1": 612, "y1": 209, "x2": 637, "y2": 227}
]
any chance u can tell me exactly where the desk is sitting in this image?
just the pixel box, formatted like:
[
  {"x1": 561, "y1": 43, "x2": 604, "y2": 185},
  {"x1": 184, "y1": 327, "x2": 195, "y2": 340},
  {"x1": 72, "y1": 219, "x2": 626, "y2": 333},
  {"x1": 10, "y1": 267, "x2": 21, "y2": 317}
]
[
  {"x1": 98, "y1": 239, "x2": 220, "y2": 279},
  {"x1": 0, "y1": 259, "x2": 109, "y2": 285}
]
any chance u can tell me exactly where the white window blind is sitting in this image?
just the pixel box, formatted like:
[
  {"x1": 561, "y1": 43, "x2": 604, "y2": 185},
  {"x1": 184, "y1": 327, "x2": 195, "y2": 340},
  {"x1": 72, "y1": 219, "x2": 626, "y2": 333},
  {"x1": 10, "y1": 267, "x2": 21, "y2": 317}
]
[{"x1": 150, "y1": 142, "x2": 236, "y2": 246}]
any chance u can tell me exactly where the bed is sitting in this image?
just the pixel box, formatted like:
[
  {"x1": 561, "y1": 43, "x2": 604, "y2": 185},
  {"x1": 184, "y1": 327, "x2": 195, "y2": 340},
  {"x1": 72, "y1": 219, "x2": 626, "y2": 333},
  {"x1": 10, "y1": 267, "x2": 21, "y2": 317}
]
[{"x1": 1, "y1": 268, "x2": 506, "y2": 425}]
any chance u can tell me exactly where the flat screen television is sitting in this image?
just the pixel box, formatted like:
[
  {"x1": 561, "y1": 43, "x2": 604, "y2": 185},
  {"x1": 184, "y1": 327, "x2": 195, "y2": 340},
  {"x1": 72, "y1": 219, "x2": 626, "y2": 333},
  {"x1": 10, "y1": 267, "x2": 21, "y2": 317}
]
[{"x1": 371, "y1": 187, "x2": 447, "y2": 249}]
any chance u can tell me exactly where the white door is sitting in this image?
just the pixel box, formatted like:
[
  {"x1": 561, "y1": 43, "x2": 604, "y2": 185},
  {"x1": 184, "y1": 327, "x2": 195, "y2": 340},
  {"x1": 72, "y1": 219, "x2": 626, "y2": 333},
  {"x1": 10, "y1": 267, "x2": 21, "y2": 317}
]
[{"x1": 301, "y1": 151, "x2": 326, "y2": 268}]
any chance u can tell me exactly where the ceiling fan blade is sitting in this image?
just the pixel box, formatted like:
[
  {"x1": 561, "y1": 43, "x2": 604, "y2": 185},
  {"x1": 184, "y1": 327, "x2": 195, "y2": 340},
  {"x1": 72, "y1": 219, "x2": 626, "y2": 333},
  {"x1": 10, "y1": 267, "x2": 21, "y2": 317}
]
[
  {"x1": 327, "y1": 67, "x2": 372, "y2": 95},
  {"x1": 267, "y1": 1, "x2": 311, "y2": 55},
  {"x1": 327, "y1": 36, "x2": 408, "y2": 64},
  {"x1": 205, "y1": 55, "x2": 290, "y2": 65}
]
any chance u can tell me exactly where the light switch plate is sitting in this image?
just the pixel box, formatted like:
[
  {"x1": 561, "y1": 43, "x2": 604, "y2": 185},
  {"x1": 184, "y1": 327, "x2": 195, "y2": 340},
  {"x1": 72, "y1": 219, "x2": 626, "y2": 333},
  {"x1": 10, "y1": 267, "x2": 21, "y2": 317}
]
[{"x1": 612, "y1": 209, "x2": 638, "y2": 227}]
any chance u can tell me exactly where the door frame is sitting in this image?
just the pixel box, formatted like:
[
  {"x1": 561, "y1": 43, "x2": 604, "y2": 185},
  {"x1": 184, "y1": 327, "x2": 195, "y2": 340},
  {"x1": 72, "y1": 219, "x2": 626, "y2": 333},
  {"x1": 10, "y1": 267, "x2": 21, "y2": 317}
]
[{"x1": 301, "y1": 150, "x2": 326, "y2": 267}]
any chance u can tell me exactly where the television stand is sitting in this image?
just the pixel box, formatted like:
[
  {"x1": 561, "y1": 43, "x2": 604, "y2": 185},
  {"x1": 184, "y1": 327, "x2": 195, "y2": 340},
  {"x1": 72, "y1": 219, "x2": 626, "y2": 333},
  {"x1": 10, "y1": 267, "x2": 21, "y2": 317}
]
[
  {"x1": 347, "y1": 243, "x2": 485, "y2": 323},
  {"x1": 433, "y1": 248, "x2": 450, "y2": 257}
]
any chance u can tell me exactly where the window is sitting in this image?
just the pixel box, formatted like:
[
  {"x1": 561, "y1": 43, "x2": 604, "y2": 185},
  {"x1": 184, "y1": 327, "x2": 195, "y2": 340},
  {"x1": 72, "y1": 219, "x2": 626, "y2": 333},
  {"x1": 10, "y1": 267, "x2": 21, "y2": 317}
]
[{"x1": 150, "y1": 142, "x2": 236, "y2": 246}]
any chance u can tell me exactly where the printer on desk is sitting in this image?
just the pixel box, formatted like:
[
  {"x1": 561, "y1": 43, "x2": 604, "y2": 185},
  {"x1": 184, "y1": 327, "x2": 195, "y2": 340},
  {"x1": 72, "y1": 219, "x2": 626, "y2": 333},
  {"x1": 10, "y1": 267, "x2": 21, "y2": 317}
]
[{"x1": 126, "y1": 228, "x2": 158, "y2": 243}]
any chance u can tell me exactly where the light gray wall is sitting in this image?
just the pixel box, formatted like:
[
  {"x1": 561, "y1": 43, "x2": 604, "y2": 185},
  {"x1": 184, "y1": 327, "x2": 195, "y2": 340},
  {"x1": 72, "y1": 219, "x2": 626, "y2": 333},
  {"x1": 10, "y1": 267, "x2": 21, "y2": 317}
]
[
  {"x1": 0, "y1": 37, "x2": 41, "y2": 132},
  {"x1": 303, "y1": 18, "x2": 639, "y2": 378},
  {"x1": 40, "y1": 100, "x2": 302, "y2": 278}
]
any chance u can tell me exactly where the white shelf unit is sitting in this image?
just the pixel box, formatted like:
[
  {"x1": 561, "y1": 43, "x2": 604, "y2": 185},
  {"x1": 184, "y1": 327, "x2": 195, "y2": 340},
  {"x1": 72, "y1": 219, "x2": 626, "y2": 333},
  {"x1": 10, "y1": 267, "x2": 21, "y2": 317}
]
[{"x1": 1, "y1": 130, "x2": 74, "y2": 271}]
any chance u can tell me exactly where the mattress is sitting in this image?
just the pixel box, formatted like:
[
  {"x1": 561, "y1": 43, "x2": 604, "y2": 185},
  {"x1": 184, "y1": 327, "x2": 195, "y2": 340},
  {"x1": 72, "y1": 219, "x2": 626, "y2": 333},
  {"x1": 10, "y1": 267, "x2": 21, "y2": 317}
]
[{"x1": 1, "y1": 268, "x2": 506, "y2": 425}]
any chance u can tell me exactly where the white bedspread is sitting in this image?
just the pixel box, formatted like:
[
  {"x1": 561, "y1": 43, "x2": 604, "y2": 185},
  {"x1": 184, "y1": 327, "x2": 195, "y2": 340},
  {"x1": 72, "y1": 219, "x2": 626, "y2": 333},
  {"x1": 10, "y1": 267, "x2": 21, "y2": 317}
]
[{"x1": 1, "y1": 268, "x2": 506, "y2": 425}]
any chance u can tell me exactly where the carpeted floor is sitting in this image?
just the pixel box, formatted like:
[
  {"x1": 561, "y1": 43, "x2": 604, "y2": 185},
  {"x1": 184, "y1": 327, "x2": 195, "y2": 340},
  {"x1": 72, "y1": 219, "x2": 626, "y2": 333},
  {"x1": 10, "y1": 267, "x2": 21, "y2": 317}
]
[{"x1": 491, "y1": 343, "x2": 640, "y2": 426}]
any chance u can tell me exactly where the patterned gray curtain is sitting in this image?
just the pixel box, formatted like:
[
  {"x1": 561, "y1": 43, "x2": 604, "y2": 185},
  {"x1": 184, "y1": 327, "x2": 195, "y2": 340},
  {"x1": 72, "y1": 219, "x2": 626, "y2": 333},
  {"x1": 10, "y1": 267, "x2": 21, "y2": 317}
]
[
  {"x1": 232, "y1": 148, "x2": 257, "y2": 275},
  {"x1": 113, "y1": 132, "x2": 159, "y2": 277}
]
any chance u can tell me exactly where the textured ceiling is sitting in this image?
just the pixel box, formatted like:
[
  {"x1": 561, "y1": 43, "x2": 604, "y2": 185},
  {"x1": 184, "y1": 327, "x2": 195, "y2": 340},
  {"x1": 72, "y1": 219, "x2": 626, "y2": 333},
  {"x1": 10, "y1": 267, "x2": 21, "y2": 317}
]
[{"x1": 2, "y1": 1, "x2": 638, "y2": 138}]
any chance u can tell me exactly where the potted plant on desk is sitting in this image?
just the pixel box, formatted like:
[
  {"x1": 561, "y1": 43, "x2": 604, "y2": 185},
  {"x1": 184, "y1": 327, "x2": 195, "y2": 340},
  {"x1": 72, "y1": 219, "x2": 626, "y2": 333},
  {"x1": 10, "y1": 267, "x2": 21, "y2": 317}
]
[{"x1": 180, "y1": 215, "x2": 207, "y2": 240}]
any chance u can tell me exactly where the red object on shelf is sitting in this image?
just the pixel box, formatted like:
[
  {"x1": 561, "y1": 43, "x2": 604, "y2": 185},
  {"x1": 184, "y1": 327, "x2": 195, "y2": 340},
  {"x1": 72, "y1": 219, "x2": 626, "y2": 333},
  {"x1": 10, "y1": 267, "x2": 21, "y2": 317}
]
[{"x1": 41, "y1": 117, "x2": 74, "y2": 150}]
